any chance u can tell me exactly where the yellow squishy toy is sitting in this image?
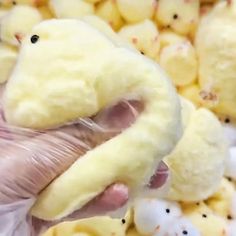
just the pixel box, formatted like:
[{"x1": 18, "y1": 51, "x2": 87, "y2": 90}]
[
  {"x1": 49, "y1": 0, "x2": 94, "y2": 19},
  {"x1": 196, "y1": 0, "x2": 236, "y2": 120},
  {"x1": 159, "y1": 41, "x2": 197, "y2": 87},
  {"x1": 118, "y1": 20, "x2": 160, "y2": 60},
  {"x1": 3, "y1": 19, "x2": 181, "y2": 220},
  {"x1": 155, "y1": 0, "x2": 199, "y2": 36},
  {"x1": 0, "y1": 43, "x2": 17, "y2": 84},
  {"x1": 0, "y1": 5, "x2": 42, "y2": 46}
]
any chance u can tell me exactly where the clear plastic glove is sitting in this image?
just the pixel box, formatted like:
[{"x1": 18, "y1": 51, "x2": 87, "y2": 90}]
[{"x1": 0, "y1": 85, "x2": 169, "y2": 236}]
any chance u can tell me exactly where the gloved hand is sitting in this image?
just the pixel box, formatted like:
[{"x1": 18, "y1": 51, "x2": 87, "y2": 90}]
[{"x1": 0, "y1": 85, "x2": 169, "y2": 236}]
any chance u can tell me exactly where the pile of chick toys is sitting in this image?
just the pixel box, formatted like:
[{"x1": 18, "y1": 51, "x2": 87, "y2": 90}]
[{"x1": 1, "y1": 0, "x2": 236, "y2": 235}]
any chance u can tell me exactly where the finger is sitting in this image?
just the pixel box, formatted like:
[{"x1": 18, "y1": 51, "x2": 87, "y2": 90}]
[{"x1": 148, "y1": 161, "x2": 169, "y2": 189}]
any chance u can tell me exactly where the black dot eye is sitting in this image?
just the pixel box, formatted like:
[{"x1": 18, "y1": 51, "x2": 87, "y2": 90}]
[
  {"x1": 121, "y1": 219, "x2": 126, "y2": 224},
  {"x1": 173, "y1": 14, "x2": 178, "y2": 19},
  {"x1": 165, "y1": 208, "x2": 170, "y2": 213},
  {"x1": 224, "y1": 118, "x2": 230, "y2": 123},
  {"x1": 227, "y1": 215, "x2": 233, "y2": 220},
  {"x1": 31, "y1": 35, "x2": 39, "y2": 44},
  {"x1": 12, "y1": 1, "x2": 17, "y2": 5},
  {"x1": 202, "y1": 214, "x2": 207, "y2": 218},
  {"x1": 182, "y1": 230, "x2": 188, "y2": 235}
]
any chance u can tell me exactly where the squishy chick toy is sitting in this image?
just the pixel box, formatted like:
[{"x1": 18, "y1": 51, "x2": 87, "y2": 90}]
[{"x1": 3, "y1": 19, "x2": 181, "y2": 220}]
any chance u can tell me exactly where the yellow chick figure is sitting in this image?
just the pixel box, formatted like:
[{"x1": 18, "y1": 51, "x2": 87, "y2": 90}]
[
  {"x1": 206, "y1": 178, "x2": 235, "y2": 218},
  {"x1": 159, "y1": 41, "x2": 197, "y2": 87},
  {"x1": 49, "y1": 0, "x2": 94, "y2": 19},
  {"x1": 182, "y1": 202, "x2": 228, "y2": 236},
  {"x1": 155, "y1": 0, "x2": 199, "y2": 36},
  {"x1": 196, "y1": 0, "x2": 236, "y2": 120},
  {"x1": 0, "y1": 5, "x2": 42, "y2": 46},
  {"x1": 118, "y1": 20, "x2": 160, "y2": 60},
  {"x1": 3, "y1": 19, "x2": 181, "y2": 220}
]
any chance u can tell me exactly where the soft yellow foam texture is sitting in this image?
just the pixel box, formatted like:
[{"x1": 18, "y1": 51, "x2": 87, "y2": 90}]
[
  {"x1": 118, "y1": 19, "x2": 160, "y2": 60},
  {"x1": 165, "y1": 97, "x2": 227, "y2": 202},
  {"x1": 0, "y1": 5, "x2": 42, "y2": 46},
  {"x1": 196, "y1": 0, "x2": 236, "y2": 120},
  {"x1": 0, "y1": 43, "x2": 18, "y2": 84},
  {"x1": 49, "y1": 0, "x2": 94, "y2": 19},
  {"x1": 95, "y1": 0, "x2": 124, "y2": 31},
  {"x1": 155, "y1": 0, "x2": 199, "y2": 36},
  {"x1": 159, "y1": 41, "x2": 197, "y2": 87},
  {"x1": 3, "y1": 19, "x2": 181, "y2": 220},
  {"x1": 182, "y1": 202, "x2": 228, "y2": 236},
  {"x1": 116, "y1": 0, "x2": 156, "y2": 23}
]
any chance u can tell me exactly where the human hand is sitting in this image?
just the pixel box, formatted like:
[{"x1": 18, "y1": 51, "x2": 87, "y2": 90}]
[{"x1": 0, "y1": 86, "x2": 169, "y2": 236}]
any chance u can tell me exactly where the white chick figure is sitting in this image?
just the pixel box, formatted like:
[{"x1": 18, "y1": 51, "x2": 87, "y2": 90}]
[
  {"x1": 153, "y1": 217, "x2": 200, "y2": 236},
  {"x1": 133, "y1": 198, "x2": 182, "y2": 235}
]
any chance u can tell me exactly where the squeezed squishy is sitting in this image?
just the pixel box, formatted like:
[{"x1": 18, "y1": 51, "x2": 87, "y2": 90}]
[
  {"x1": 165, "y1": 97, "x2": 227, "y2": 202},
  {"x1": 196, "y1": 0, "x2": 236, "y2": 119},
  {"x1": 0, "y1": 43, "x2": 17, "y2": 84},
  {"x1": 3, "y1": 19, "x2": 181, "y2": 220}
]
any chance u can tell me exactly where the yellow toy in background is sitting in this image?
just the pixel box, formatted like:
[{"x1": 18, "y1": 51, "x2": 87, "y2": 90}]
[
  {"x1": 0, "y1": 0, "x2": 47, "y2": 7},
  {"x1": 206, "y1": 178, "x2": 235, "y2": 218},
  {"x1": 116, "y1": 0, "x2": 156, "y2": 24},
  {"x1": 3, "y1": 19, "x2": 181, "y2": 220},
  {"x1": 95, "y1": 0, "x2": 124, "y2": 31},
  {"x1": 159, "y1": 29, "x2": 187, "y2": 50},
  {"x1": 118, "y1": 19, "x2": 160, "y2": 60},
  {"x1": 196, "y1": 0, "x2": 236, "y2": 120},
  {"x1": 159, "y1": 41, "x2": 197, "y2": 87},
  {"x1": 49, "y1": 0, "x2": 94, "y2": 19},
  {"x1": 182, "y1": 202, "x2": 228, "y2": 236},
  {"x1": 0, "y1": 43, "x2": 17, "y2": 84},
  {"x1": 178, "y1": 84, "x2": 202, "y2": 108},
  {"x1": 0, "y1": 5, "x2": 42, "y2": 46},
  {"x1": 165, "y1": 97, "x2": 227, "y2": 202},
  {"x1": 155, "y1": 0, "x2": 199, "y2": 36}
]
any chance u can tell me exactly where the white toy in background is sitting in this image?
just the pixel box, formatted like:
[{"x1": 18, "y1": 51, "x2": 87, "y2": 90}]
[
  {"x1": 133, "y1": 198, "x2": 181, "y2": 235},
  {"x1": 153, "y1": 217, "x2": 200, "y2": 236},
  {"x1": 49, "y1": 0, "x2": 94, "y2": 19},
  {"x1": 0, "y1": 5, "x2": 42, "y2": 46},
  {"x1": 118, "y1": 20, "x2": 160, "y2": 60},
  {"x1": 159, "y1": 41, "x2": 197, "y2": 87},
  {"x1": 116, "y1": 0, "x2": 156, "y2": 23}
]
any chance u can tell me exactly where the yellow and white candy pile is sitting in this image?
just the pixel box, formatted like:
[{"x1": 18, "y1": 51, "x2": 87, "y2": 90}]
[{"x1": 1, "y1": 0, "x2": 236, "y2": 235}]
